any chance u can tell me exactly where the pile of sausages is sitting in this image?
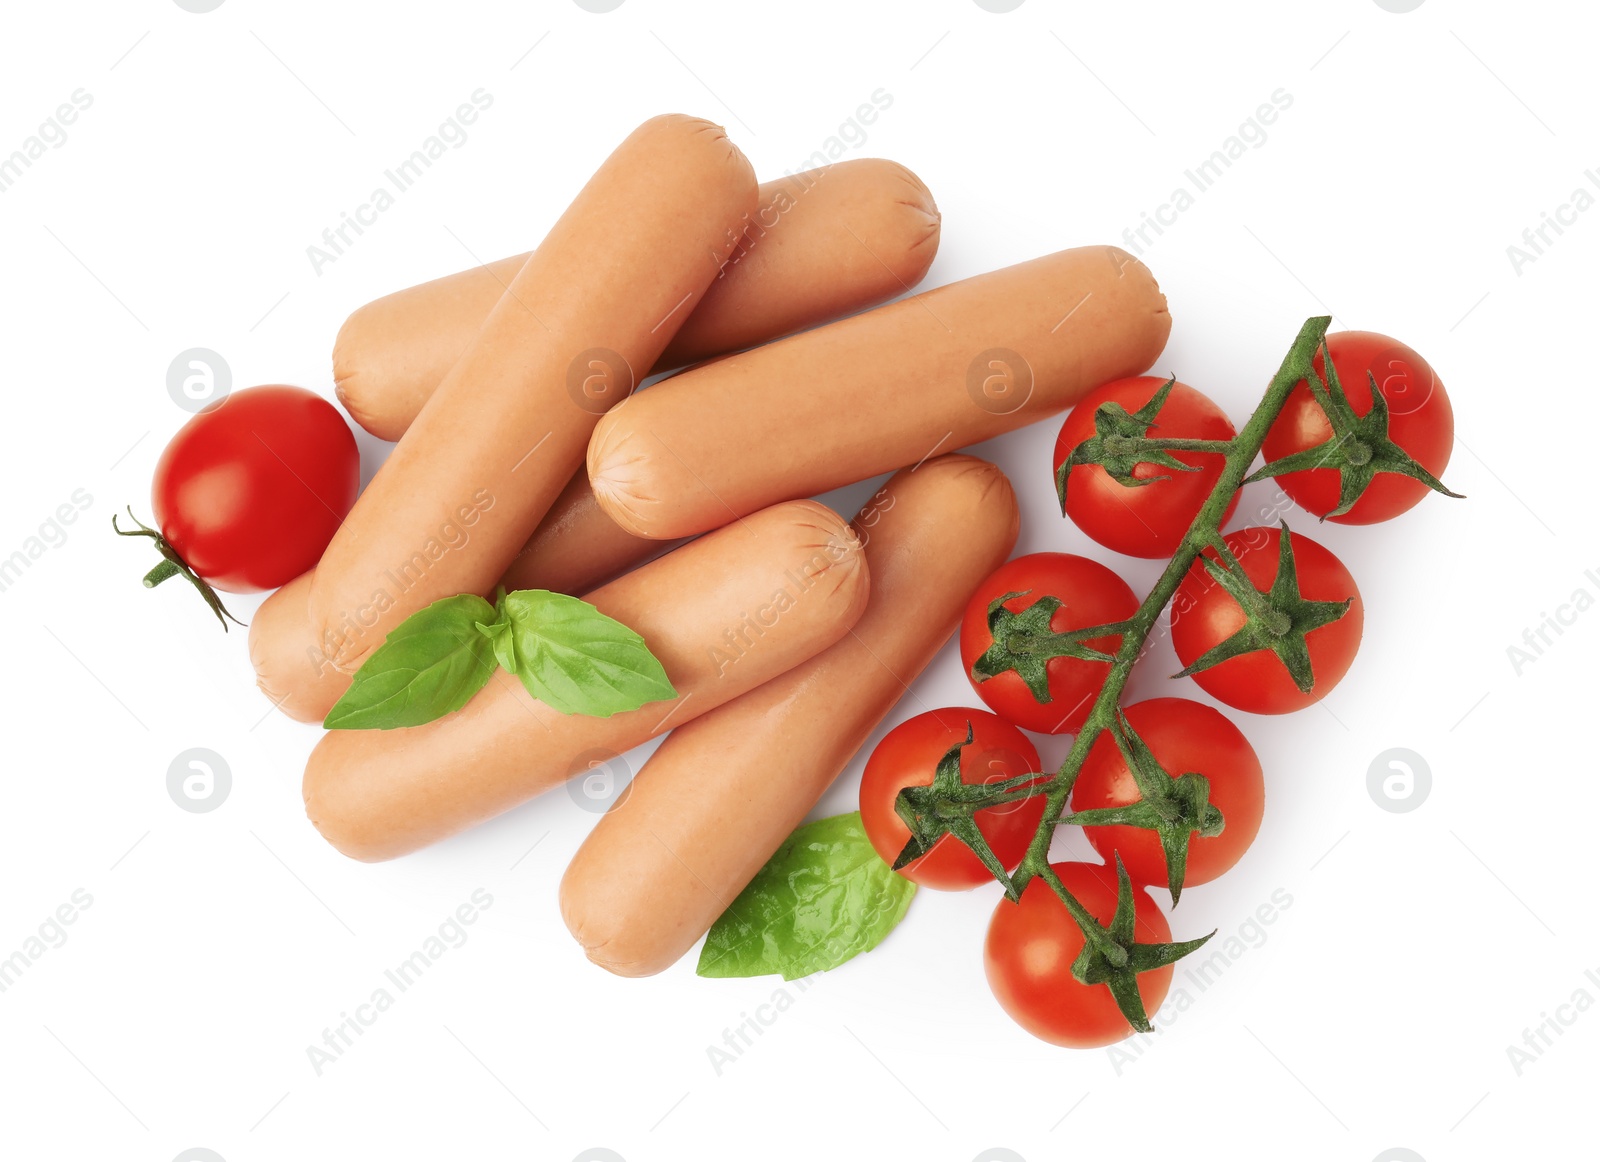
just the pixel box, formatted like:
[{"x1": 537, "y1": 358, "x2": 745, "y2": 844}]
[{"x1": 249, "y1": 114, "x2": 1171, "y2": 976}]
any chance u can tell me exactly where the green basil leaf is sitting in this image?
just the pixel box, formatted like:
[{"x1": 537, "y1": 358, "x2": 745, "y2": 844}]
[
  {"x1": 499, "y1": 589, "x2": 676, "y2": 717},
  {"x1": 697, "y1": 811, "x2": 917, "y2": 981},
  {"x1": 323, "y1": 594, "x2": 499, "y2": 730},
  {"x1": 477, "y1": 617, "x2": 518, "y2": 676}
]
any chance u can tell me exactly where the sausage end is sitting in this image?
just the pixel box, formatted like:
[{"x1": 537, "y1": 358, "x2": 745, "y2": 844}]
[
  {"x1": 302, "y1": 739, "x2": 400, "y2": 864},
  {"x1": 249, "y1": 573, "x2": 345, "y2": 724},
  {"x1": 877, "y1": 160, "x2": 942, "y2": 287},
  {"x1": 331, "y1": 304, "x2": 406, "y2": 442},
  {"x1": 899, "y1": 453, "x2": 1020, "y2": 549},
  {"x1": 635, "y1": 113, "x2": 757, "y2": 195},
  {"x1": 557, "y1": 874, "x2": 675, "y2": 978},
  {"x1": 1105, "y1": 244, "x2": 1173, "y2": 353},
  {"x1": 586, "y1": 406, "x2": 665, "y2": 538}
]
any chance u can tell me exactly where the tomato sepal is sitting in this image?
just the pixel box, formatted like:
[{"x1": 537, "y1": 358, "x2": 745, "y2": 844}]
[
  {"x1": 890, "y1": 723, "x2": 1045, "y2": 901},
  {"x1": 112, "y1": 506, "x2": 245, "y2": 632},
  {"x1": 1244, "y1": 345, "x2": 1463, "y2": 518},
  {"x1": 1055, "y1": 377, "x2": 1222, "y2": 506},
  {"x1": 970, "y1": 590, "x2": 1122, "y2": 705},
  {"x1": 1045, "y1": 857, "x2": 1216, "y2": 1033},
  {"x1": 1173, "y1": 523, "x2": 1352, "y2": 695},
  {"x1": 1061, "y1": 710, "x2": 1225, "y2": 904}
]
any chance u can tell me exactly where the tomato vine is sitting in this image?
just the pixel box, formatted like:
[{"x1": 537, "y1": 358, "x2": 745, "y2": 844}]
[{"x1": 896, "y1": 314, "x2": 1462, "y2": 1032}]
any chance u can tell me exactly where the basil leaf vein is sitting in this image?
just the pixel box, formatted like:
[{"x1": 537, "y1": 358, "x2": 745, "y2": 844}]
[
  {"x1": 323, "y1": 594, "x2": 499, "y2": 730},
  {"x1": 697, "y1": 811, "x2": 917, "y2": 981},
  {"x1": 500, "y1": 589, "x2": 677, "y2": 717}
]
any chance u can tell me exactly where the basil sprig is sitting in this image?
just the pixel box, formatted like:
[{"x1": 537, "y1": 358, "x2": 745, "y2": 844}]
[
  {"x1": 324, "y1": 588, "x2": 676, "y2": 730},
  {"x1": 698, "y1": 812, "x2": 917, "y2": 981}
]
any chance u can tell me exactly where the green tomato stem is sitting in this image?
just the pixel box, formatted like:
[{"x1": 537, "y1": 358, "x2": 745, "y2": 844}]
[
  {"x1": 143, "y1": 558, "x2": 182, "y2": 588},
  {"x1": 1137, "y1": 437, "x2": 1235, "y2": 454},
  {"x1": 1010, "y1": 317, "x2": 1332, "y2": 907},
  {"x1": 113, "y1": 506, "x2": 245, "y2": 632}
]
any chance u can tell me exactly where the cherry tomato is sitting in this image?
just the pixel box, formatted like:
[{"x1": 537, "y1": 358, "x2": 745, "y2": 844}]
[
  {"x1": 1171, "y1": 526, "x2": 1363, "y2": 714},
  {"x1": 859, "y1": 708, "x2": 1046, "y2": 891},
  {"x1": 1262, "y1": 331, "x2": 1454, "y2": 524},
  {"x1": 960, "y1": 553, "x2": 1138, "y2": 734},
  {"x1": 1071, "y1": 698, "x2": 1264, "y2": 891},
  {"x1": 1054, "y1": 376, "x2": 1239, "y2": 558},
  {"x1": 151, "y1": 385, "x2": 359, "y2": 592},
  {"x1": 984, "y1": 861, "x2": 1172, "y2": 1048}
]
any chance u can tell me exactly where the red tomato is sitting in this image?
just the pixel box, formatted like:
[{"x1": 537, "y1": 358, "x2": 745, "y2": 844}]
[
  {"x1": 151, "y1": 385, "x2": 359, "y2": 593},
  {"x1": 1171, "y1": 526, "x2": 1363, "y2": 714},
  {"x1": 1054, "y1": 376, "x2": 1239, "y2": 558},
  {"x1": 1262, "y1": 331, "x2": 1454, "y2": 524},
  {"x1": 985, "y1": 862, "x2": 1172, "y2": 1048},
  {"x1": 859, "y1": 708, "x2": 1046, "y2": 891},
  {"x1": 1071, "y1": 698, "x2": 1264, "y2": 891},
  {"x1": 960, "y1": 553, "x2": 1139, "y2": 734}
]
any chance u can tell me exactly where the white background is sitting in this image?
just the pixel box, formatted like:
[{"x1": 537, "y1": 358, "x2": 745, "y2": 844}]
[{"x1": 0, "y1": 2, "x2": 1594, "y2": 1160}]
